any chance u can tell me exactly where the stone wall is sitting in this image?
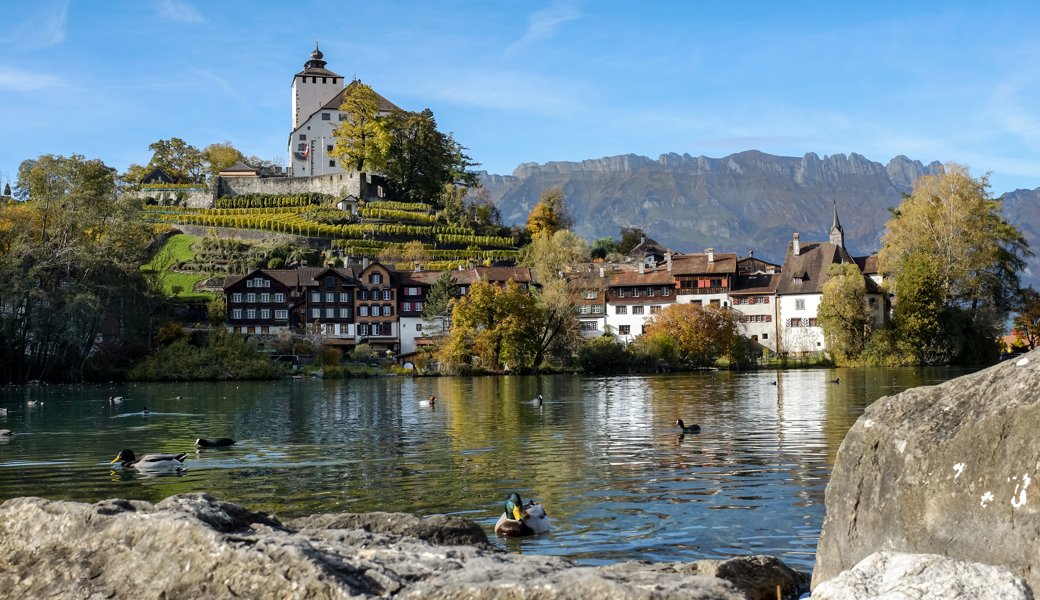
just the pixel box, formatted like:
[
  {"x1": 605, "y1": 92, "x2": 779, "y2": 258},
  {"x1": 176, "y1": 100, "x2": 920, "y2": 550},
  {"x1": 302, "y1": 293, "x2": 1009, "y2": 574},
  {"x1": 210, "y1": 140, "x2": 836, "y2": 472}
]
[
  {"x1": 137, "y1": 188, "x2": 217, "y2": 208},
  {"x1": 218, "y1": 172, "x2": 362, "y2": 199}
]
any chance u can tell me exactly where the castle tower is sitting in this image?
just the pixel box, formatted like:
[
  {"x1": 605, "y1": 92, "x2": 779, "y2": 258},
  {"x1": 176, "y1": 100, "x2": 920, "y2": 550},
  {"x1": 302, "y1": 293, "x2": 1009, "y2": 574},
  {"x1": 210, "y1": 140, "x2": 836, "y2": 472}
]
[
  {"x1": 829, "y1": 202, "x2": 845, "y2": 248},
  {"x1": 291, "y1": 43, "x2": 344, "y2": 130}
]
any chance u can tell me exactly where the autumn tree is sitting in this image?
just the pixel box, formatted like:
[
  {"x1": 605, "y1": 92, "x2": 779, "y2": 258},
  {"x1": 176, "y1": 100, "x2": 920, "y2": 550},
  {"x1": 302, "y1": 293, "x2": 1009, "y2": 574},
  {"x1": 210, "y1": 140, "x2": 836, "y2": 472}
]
[
  {"x1": 450, "y1": 280, "x2": 538, "y2": 370},
  {"x1": 330, "y1": 83, "x2": 384, "y2": 174},
  {"x1": 518, "y1": 229, "x2": 590, "y2": 283},
  {"x1": 817, "y1": 262, "x2": 869, "y2": 363},
  {"x1": 525, "y1": 187, "x2": 571, "y2": 236},
  {"x1": 377, "y1": 245, "x2": 403, "y2": 266},
  {"x1": 1014, "y1": 286, "x2": 1040, "y2": 350},
  {"x1": 638, "y1": 303, "x2": 744, "y2": 368},
  {"x1": 402, "y1": 240, "x2": 431, "y2": 264},
  {"x1": 203, "y1": 142, "x2": 246, "y2": 182},
  {"x1": 146, "y1": 138, "x2": 206, "y2": 184}
]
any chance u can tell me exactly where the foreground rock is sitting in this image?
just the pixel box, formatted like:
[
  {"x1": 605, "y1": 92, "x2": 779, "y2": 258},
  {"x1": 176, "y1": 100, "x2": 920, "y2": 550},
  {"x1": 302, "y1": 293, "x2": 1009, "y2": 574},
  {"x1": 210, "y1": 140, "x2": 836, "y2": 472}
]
[
  {"x1": 813, "y1": 552, "x2": 1034, "y2": 599},
  {"x1": 0, "y1": 493, "x2": 758, "y2": 599},
  {"x1": 606, "y1": 555, "x2": 809, "y2": 600},
  {"x1": 813, "y1": 348, "x2": 1040, "y2": 591}
]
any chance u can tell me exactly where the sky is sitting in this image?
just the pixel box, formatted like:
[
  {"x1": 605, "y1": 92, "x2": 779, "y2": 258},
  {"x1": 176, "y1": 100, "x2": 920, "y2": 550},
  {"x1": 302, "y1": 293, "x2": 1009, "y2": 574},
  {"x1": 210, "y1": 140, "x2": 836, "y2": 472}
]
[{"x1": 3, "y1": 1, "x2": 1040, "y2": 194}]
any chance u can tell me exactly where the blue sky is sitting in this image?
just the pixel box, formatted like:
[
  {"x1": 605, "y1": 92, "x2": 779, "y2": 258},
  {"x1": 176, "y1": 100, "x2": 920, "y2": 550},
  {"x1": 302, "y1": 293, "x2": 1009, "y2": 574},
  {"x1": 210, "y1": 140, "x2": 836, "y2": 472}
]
[{"x1": 3, "y1": 1, "x2": 1040, "y2": 194}]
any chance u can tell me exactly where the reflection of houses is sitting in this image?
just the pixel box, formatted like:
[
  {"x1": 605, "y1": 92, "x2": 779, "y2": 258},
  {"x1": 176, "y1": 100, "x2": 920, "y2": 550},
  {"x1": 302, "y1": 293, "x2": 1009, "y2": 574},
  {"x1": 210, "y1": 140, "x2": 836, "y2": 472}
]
[{"x1": 775, "y1": 207, "x2": 886, "y2": 355}]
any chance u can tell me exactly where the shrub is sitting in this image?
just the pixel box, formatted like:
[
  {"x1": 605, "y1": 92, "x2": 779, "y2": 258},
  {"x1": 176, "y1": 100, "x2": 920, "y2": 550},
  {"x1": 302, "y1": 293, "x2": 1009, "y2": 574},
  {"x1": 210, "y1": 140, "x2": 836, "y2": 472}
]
[
  {"x1": 267, "y1": 257, "x2": 285, "y2": 269},
  {"x1": 350, "y1": 343, "x2": 375, "y2": 362}
]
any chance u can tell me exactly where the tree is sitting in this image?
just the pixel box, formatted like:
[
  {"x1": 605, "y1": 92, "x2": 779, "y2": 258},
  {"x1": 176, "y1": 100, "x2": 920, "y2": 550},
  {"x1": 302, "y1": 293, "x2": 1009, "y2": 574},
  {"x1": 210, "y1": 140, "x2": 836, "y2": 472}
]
[
  {"x1": 617, "y1": 227, "x2": 646, "y2": 255},
  {"x1": 203, "y1": 142, "x2": 247, "y2": 182},
  {"x1": 591, "y1": 237, "x2": 618, "y2": 259},
  {"x1": 1014, "y1": 286, "x2": 1040, "y2": 350},
  {"x1": 525, "y1": 187, "x2": 571, "y2": 236},
  {"x1": 330, "y1": 83, "x2": 384, "y2": 174},
  {"x1": 377, "y1": 245, "x2": 403, "y2": 266},
  {"x1": 450, "y1": 280, "x2": 538, "y2": 371},
  {"x1": 376, "y1": 108, "x2": 474, "y2": 204},
  {"x1": 423, "y1": 271, "x2": 460, "y2": 338},
  {"x1": 817, "y1": 262, "x2": 869, "y2": 363},
  {"x1": 146, "y1": 138, "x2": 206, "y2": 184},
  {"x1": 518, "y1": 229, "x2": 590, "y2": 282},
  {"x1": 402, "y1": 240, "x2": 430, "y2": 264},
  {"x1": 638, "y1": 303, "x2": 744, "y2": 368}
]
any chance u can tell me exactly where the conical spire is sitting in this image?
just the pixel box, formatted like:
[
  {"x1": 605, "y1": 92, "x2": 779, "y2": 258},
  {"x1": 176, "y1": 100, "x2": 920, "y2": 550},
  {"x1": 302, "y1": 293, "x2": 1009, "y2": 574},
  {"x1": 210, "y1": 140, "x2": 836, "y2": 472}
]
[
  {"x1": 831, "y1": 202, "x2": 842, "y2": 231},
  {"x1": 829, "y1": 202, "x2": 845, "y2": 248}
]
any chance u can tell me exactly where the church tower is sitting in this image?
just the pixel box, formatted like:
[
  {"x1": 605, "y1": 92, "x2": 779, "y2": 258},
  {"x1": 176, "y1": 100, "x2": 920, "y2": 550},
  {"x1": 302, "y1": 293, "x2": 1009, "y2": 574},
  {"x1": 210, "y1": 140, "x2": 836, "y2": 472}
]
[
  {"x1": 291, "y1": 44, "x2": 344, "y2": 130},
  {"x1": 829, "y1": 203, "x2": 845, "y2": 248}
]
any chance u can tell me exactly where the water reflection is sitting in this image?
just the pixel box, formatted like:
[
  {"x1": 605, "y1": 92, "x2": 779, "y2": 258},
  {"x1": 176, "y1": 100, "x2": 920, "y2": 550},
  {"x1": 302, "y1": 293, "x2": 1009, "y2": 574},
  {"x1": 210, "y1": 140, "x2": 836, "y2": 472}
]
[{"x1": 0, "y1": 367, "x2": 972, "y2": 568}]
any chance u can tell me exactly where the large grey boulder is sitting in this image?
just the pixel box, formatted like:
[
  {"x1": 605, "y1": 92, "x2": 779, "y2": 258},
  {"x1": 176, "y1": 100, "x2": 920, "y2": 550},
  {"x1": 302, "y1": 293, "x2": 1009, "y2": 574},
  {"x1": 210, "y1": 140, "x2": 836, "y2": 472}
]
[
  {"x1": 0, "y1": 493, "x2": 749, "y2": 599},
  {"x1": 813, "y1": 348, "x2": 1040, "y2": 591},
  {"x1": 812, "y1": 552, "x2": 1034, "y2": 599}
]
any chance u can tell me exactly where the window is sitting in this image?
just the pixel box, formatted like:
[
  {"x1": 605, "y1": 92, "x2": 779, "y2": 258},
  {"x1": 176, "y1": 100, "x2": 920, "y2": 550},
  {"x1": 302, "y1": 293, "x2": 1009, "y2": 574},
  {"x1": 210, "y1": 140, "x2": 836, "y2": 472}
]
[
  {"x1": 415, "y1": 302, "x2": 423, "y2": 312},
  {"x1": 326, "y1": 145, "x2": 333, "y2": 153},
  {"x1": 460, "y1": 286, "x2": 467, "y2": 295},
  {"x1": 786, "y1": 318, "x2": 817, "y2": 328},
  {"x1": 619, "y1": 325, "x2": 631, "y2": 335},
  {"x1": 310, "y1": 308, "x2": 320, "y2": 318},
  {"x1": 339, "y1": 292, "x2": 350, "y2": 302},
  {"x1": 616, "y1": 306, "x2": 627, "y2": 314},
  {"x1": 246, "y1": 279, "x2": 253, "y2": 288},
  {"x1": 382, "y1": 290, "x2": 392, "y2": 300},
  {"x1": 247, "y1": 327, "x2": 255, "y2": 334},
  {"x1": 297, "y1": 143, "x2": 307, "y2": 152},
  {"x1": 793, "y1": 277, "x2": 803, "y2": 284},
  {"x1": 383, "y1": 305, "x2": 393, "y2": 316},
  {"x1": 274, "y1": 293, "x2": 285, "y2": 303},
  {"x1": 580, "y1": 321, "x2": 598, "y2": 331},
  {"x1": 232, "y1": 309, "x2": 241, "y2": 319},
  {"x1": 710, "y1": 299, "x2": 720, "y2": 306},
  {"x1": 265, "y1": 280, "x2": 270, "y2": 288},
  {"x1": 406, "y1": 287, "x2": 419, "y2": 296},
  {"x1": 261, "y1": 309, "x2": 270, "y2": 319},
  {"x1": 311, "y1": 292, "x2": 321, "y2": 302},
  {"x1": 246, "y1": 309, "x2": 256, "y2": 319},
  {"x1": 232, "y1": 293, "x2": 242, "y2": 303},
  {"x1": 260, "y1": 293, "x2": 270, "y2": 303},
  {"x1": 641, "y1": 325, "x2": 648, "y2": 335},
  {"x1": 403, "y1": 302, "x2": 412, "y2": 312},
  {"x1": 868, "y1": 297, "x2": 878, "y2": 309},
  {"x1": 325, "y1": 277, "x2": 334, "y2": 287},
  {"x1": 333, "y1": 78, "x2": 337, "y2": 84},
  {"x1": 325, "y1": 293, "x2": 335, "y2": 303},
  {"x1": 631, "y1": 289, "x2": 640, "y2": 297},
  {"x1": 650, "y1": 306, "x2": 662, "y2": 314},
  {"x1": 662, "y1": 288, "x2": 671, "y2": 297},
  {"x1": 795, "y1": 299, "x2": 806, "y2": 310},
  {"x1": 275, "y1": 310, "x2": 288, "y2": 320},
  {"x1": 359, "y1": 306, "x2": 368, "y2": 317},
  {"x1": 338, "y1": 113, "x2": 347, "y2": 121},
  {"x1": 592, "y1": 304, "x2": 603, "y2": 314},
  {"x1": 326, "y1": 308, "x2": 336, "y2": 319},
  {"x1": 370, "y1": 274, "x2": 382, "y2": 284},
  {"x1": 329, "y1": 160, "x2": 335, "y2": 167},
  {"x1": 416, "y1": 323, "x2": 422, "y2": 331},
  {"x1": 339, "y1": 307, "x2": 352, "y2": 318},
  {"x1": 299, "y1": 134, "x2": 307, "y2": 141},
  {"x1": 647, "y1": 288, "x2": 655, "y2": 297},
  {"x1": 633, "y1": 306, "x2": 644, "y2": 314},
  {"x1": 246, "y1": 293, "x2": 256, "y2": 303},
  {"x1": 577, "y1": 305, "x2": 589, "y2": 315},
  {"x1": 359, "y1": 290, "x2": 368, "y2": 300},
  {"x1": 358, "y1": 324, "x2": 369, "y2": 336},
  {"x1": 584, "y1": 290, "x2": 598, "y2": 300},
  {"x1": 321, "y1": 113, "x2": 331, "y2": 120},
  {"x1": 762, "y1": 333, "x2": 768, "y2": 339}
]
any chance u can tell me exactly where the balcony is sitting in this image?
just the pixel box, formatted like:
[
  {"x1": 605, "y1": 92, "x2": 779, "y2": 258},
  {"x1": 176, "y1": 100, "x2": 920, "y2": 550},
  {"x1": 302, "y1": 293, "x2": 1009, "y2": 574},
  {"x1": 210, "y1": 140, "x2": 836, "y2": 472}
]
[{"x1": 678, "y1": 287, "x2": 729, "y2": 296}]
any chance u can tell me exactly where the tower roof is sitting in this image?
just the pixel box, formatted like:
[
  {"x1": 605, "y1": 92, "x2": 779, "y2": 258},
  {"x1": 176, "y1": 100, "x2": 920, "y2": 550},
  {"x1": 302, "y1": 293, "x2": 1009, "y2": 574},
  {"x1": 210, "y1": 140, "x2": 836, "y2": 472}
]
[
  {"x1": 831, "y1": 202, "x2": 842, "y2": 232},
  {"x1": 295, "y1": 43, "x2": 341, "y2": 79}
]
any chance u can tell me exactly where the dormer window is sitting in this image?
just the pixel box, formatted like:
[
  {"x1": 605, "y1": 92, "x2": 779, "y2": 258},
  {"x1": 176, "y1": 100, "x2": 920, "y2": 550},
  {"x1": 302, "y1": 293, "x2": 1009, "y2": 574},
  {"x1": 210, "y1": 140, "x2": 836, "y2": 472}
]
[{"x1": 793, "y1": 277, "x2": 803, "y2": 283}]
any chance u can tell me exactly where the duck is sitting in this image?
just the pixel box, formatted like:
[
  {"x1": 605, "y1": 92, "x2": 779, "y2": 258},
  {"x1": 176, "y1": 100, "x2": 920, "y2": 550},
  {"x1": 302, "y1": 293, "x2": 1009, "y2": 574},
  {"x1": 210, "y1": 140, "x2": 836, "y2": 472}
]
[
  {"x1": 195, "y1": 438, "x2": 236, "y2": 447},
  {"x1": 0, "y1": 429, "x2": 13, "y2": 436},
  {"x1": 141, "y1": 406, "x2": 150, "y2": 415},
  {"x1": 110, "y1": 449, "x2": 187, "y2": 470},
  {"x1": 676, "y1": 419, "x2": 701, "y2": 433},
  {"x1": 533, "y1": 394, "x2": 543, "y2": 407},
  {"x1": 26, "y1": 400, "x2": 39, "y2": 406},
  {"x1": 419, "y1": 395, "x2": 435, "y2": 407},
  {"x1": 109, "y1": 396, "x2": 123, "y2": 404},
  {"x1": 175, "y1": 395, "x2": 183, "y2": 400},
  {"x1": 494, "y1": 492, "x2": 551, "y2": 536},
  {"x1": 0, "y1": 407, "x2": 7, "y2": 415},
  {"x1": 769, "y1": 381, "x2": 777, "y2": 386},
  {"x1": 827, "y1": 378, "x2": 841, "y2": 384}
]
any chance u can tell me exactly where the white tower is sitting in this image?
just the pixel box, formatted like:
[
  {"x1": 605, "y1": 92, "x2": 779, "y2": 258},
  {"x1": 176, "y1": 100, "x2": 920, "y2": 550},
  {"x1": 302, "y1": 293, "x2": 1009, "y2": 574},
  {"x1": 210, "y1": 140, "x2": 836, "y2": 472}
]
[{"x1": 291, "y1": 44, "x2": 344, "y2": 130}]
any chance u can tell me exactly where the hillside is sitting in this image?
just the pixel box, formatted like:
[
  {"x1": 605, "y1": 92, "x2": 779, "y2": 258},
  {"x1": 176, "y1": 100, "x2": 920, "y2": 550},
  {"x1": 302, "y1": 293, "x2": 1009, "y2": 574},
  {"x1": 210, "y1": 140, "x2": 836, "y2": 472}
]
[{"x1": 479, "y1": 150, "x2": 945, "y2": 264}]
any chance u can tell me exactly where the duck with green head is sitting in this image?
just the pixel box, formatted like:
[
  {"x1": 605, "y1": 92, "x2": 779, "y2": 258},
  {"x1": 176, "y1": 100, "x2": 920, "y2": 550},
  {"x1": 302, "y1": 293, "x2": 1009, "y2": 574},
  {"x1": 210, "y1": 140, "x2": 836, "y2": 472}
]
[
  {"x1": 110, "y1": 449, "x2": 187, "y2": 470},
  {"x1": 494, "y1": 492, "x2": 551, "y2": 536}
]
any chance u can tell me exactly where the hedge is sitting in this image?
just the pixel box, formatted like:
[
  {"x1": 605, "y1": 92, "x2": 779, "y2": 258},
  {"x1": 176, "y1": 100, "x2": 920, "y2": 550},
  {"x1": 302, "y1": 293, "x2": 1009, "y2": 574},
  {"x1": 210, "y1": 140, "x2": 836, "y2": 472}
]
[
  {"x1": 367, "y1": 201, "x2": 432, "y2": 213},
  {"x1": 434, "y1": 233, "x2": 514, "y2": 247},
  {"x1": 358, "y1": 207, "x2": 438, "y2": 224},
  {"x1": 215, "y1": 192, "x2": 334, "y2": 209}
]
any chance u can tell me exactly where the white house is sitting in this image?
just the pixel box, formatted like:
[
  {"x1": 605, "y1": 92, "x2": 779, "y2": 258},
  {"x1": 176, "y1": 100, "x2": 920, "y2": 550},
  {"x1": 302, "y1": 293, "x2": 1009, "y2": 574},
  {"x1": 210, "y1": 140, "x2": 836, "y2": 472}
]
[
  {"x1": 730, "y1": 273, "x2": 780, "y2": 353},
  {"x1": 603, "y1": 264, "x2": 676, "y2": 344}
]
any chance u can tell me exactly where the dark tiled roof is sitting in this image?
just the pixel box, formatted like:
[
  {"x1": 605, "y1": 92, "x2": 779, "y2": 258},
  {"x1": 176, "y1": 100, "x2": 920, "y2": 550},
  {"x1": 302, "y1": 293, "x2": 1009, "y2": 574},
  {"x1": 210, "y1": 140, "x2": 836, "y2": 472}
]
[
  {"x1": 397, "y1": 270, "x2": 447, "y2": 285},
  {"x1": 475, "y1": 267, "x2": 537, "y2": 284},
  {"x1": 776, "y1": 241, "x2": 880, "y2": 295},
  {"x1": 626, "y1": 237, "x2": 670, "y2": 258},
  {"x1": 671, "y1": 253, "x2": 738, "y2": 275},
  {"x1": 730, "y1": 274, "x2": 780, "y2": 295},
  {"x1": 219, "y1": 162, "x2": 258, "y2": 174},
  {"x1": 855, "y1": 255, "x2": 879, "y2": 274},
  {"x1": 295, "y1": 66, "x2": 342, "y2": 78},
  {"x1": 608, "y1": 270, "x2": 676, "y2": 286}
]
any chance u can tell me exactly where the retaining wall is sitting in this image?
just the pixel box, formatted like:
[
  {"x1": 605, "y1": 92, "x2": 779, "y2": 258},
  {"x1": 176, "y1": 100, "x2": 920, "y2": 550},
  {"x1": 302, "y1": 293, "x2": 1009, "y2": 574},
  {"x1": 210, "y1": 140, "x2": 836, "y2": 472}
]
[{"x1": 218, "y1": 172, "x2": 362, "y2": 199}]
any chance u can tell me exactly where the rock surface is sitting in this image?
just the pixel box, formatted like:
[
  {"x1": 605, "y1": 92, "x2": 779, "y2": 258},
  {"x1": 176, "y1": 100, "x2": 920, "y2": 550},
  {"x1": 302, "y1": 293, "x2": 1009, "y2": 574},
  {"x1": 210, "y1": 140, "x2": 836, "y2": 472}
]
[
  {"x1": 0, "y1": 493, "x2": 754, "y2": 599},
  {"x1": 607, "y1": 555, "x2": 810, "y2": 600},
  {"x1": 812, "y1": 552, "x2": 1034, "y2": 600},
  {"x1": 812, "y1": 348, "x2": 1040, "y2": 591}
]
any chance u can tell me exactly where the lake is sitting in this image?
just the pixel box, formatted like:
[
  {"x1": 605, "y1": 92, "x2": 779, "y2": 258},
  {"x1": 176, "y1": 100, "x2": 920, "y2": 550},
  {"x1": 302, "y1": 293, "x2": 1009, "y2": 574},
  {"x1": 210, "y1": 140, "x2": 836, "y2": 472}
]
[{"x1": 0, "y1": 368, "x2": 972, "y2": 569}]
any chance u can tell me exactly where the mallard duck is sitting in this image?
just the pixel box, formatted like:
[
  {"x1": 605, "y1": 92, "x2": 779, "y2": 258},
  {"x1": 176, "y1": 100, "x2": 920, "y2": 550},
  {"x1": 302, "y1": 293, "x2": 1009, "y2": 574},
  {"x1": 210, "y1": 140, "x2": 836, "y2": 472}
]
[
  {"x1": 109, "y1": 396, "x2": 123, "y2": 404},
  {"x1": 827, "y1": 378, "x2": 841, "y2": 384},
  {"x1": 494, "y1": 492, "x2": 551, "y2": 536},
  {"x1": 0, "y1": 429, "x2": 13, "y2": 436},
  {"x1": 195, "y1": 438, "x2": 236, "y2": 447},
  {"x1": 141, "y1": 406, "x2": 150, "y2": 415},
  {"x1": 533, "y1": 395, "x2": 543, "y2": 407},
  {"x1": 419, "y1": 395, "x2": 435, "y2": 407},
  {"x1": 175, "y1": 395, "x2": 183, "y2": 400},
  {"x1": 676, "y1": 419, "x2": 701, "y2": 433},
  {"x1": 110, "y1": 449, "x2": 187, "y2": 469}
]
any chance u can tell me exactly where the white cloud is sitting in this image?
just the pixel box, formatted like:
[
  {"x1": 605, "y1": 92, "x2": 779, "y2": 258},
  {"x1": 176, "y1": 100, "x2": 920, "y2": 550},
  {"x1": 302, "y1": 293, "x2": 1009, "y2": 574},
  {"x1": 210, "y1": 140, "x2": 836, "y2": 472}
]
[
  {"x1": 0, "y1": 66, "x2": 65, "y2": 92},
  {"x1": 155, "y1": 0, "x2": 205, "y2": 23},
  {"x1": 0, "y1": 1, "x2": 69, "y2": 49},
  {"x1": 506, "y1": 1, "x2": 581, "y2": 55}
]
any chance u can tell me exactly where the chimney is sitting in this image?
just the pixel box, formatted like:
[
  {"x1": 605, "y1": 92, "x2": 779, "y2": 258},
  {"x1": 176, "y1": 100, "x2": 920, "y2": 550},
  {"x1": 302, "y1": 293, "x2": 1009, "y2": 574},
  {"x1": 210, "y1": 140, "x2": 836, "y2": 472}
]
[
  {"x1": 749, "y1": 250, "x2": 754, "y2": 258},
  {"x1": 468, "y1": 258, "x2": 474, "y2": 270},
  {"x1": 638, "y1": 262, "x2": 645, "y2": 275},
  {"x1": 640, "y1": 236, "x2": 646, "y2": 244},
  {"x1": 706, "y1": 248, "x2": 714, "y2": 263},
  {"x1": 666, "y1": 252, "x2": 672, "y2": 273},
  {"x1": 363, "y1": 257, "x2": 370, "y2": 269},
  {"x1": 458, "y1": 264, "x2": 464, "y2": 271},
  {"x1": 415, "y1": 262, "x2": 423, "y2": 272},
  {"x1": 301, "y1": 260, "x2": 308, "y2": 266},
  {"x1": 793, "y1": 233, "x2": 801, "y2": 256},
  {"x1": 599, "y1": 267, "x2": 605, "y2": 278}
]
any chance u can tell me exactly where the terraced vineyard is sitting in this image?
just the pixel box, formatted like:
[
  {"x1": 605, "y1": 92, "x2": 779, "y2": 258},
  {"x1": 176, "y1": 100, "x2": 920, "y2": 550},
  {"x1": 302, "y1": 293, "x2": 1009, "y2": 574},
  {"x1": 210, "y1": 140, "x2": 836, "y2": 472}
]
[{"x1": 140, "y1": 194, "x2": 520, "y2": 265}]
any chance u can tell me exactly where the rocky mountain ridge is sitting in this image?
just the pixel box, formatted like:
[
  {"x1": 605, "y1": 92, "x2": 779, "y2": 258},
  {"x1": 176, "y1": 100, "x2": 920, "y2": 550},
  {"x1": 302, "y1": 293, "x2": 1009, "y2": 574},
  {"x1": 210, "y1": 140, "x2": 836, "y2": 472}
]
[{"x1": 478, "y1": 150, "x2": 952, "y2": 265}]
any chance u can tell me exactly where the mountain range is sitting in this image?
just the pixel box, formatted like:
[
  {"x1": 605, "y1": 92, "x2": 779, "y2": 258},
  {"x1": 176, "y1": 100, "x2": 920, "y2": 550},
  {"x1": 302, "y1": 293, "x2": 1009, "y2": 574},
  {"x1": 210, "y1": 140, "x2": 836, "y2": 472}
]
[{"x1": 478, "y1": 150, "x2": 1039, "y2": 283}]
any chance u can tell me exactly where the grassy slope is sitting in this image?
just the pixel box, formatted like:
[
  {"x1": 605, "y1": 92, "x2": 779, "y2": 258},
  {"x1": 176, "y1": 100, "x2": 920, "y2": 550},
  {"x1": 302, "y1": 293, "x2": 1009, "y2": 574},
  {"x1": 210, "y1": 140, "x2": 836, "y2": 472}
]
[{"x1": 142, "y1": 234, "x2": 213, "y2": 302}]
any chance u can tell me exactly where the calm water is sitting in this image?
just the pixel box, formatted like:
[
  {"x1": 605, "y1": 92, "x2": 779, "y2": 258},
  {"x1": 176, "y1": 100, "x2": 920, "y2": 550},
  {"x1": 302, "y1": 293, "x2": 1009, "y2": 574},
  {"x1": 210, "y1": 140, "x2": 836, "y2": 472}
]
[{"x1": 0, "y1": 368, "x2": 972, "y2": 569}]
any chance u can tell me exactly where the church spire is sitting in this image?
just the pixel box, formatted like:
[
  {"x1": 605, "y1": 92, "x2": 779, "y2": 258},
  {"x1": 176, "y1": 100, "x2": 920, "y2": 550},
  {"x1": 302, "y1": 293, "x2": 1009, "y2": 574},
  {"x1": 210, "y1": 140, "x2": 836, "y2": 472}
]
[{"x1": 829, "y1": 201, "x2": 844, "y2": 248}]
